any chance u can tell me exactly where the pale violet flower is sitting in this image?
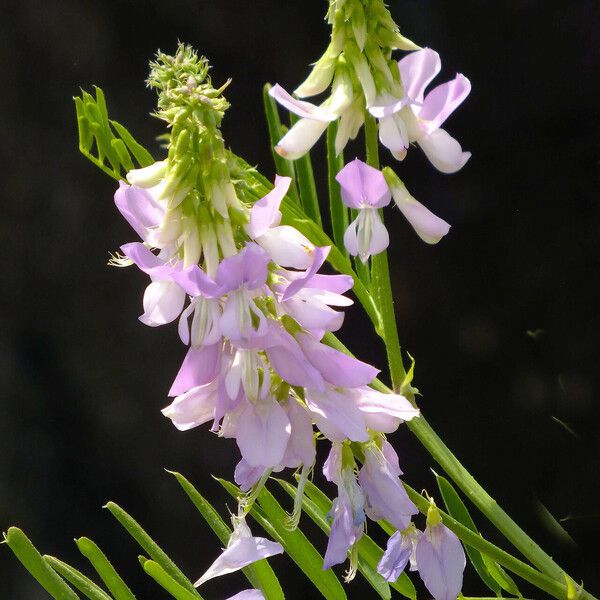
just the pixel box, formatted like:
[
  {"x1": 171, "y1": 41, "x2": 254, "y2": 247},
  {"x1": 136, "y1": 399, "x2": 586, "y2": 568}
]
[
  {"x1": 226, "y1": 591, "x2": 265, "y2": 600},
  {"x1": 322, "y1": 444, "x2": 366, "y2": 572},
  {"x1": 370, "y1": 48, "x2": 471, "y2": 173},
  {"x1": 120, "y1": 242, "x2": 187, "y2": 327},
  {"x1": 358, "y1": 441, "x2": 418, "y2": 530},
  {"x1": 415, "y1": 508, "x2": 466, "y2": 600},
  {"x1": 336, "y1": 159, "x2": 392, "y2": 262},
  {"x1": 382, "y1": 167, "x2": 451, "y2": 245},
  {"x1": 268, "y1": 69, "x2": 355, "y2": 159},
  {"x1": 195, "y1": 517, "x2": 283, "y2": 586},
  {"x1": 378, "y1": 525, "x2": 421, "y2": 582}
]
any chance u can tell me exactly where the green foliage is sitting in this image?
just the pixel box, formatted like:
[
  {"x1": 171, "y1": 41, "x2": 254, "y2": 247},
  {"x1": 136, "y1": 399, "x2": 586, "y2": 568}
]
[{"x1": 74, "y1": 87, "x2": 153, "y2": 181}]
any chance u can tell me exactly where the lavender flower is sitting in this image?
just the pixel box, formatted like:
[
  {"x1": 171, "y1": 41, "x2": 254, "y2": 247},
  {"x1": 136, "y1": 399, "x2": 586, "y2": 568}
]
[{"x1": 336, "y1": 158, "x2": 392, "y2": 262}]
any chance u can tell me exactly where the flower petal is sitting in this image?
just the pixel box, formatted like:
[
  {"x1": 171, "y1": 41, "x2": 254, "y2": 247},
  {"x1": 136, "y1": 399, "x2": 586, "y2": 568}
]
[
  {"x1": 417, "y1": 128, "x2": 471, "y2": 174},
  {"x1": 139, "y1": 281, "x2": 186, "y2": 326},
  {"x1": 298, "y1": 334, "x2": 379, "y2": 387},
  {"x1": 195, "y1": 536, "x2": 283, "y2": 586},
  {"x1": 168, "y1": 343, "x2": 221, "y2": 396},
  {"x1": 391, "y1": 184, "x2": 451, "y2": 244},
  {"x1": 415, "y1": 524, "x2": 466, "y2": 600},
  {"x1": 236, "y1": 399, "x2": 291, "y2": 468},
  {"x1": 161, "y1": 383, "x2": 217, "y2": 431},
  {"x1": 282, "y1": 246, "x2": 330, "y2": 301},
  {"x1": 226, "y1": 590, "x2": 266, "y2": 600},
  {"x1": 248, "y1": 175, "x2": 290, "y2": 238},
  {"x1": 420, "y1": 74, "x2": 471, "y2": 132},
  {"x1": 256, "y1": 226, "x2": 314, "y2": 269},
  {"x1": 335, "y1": 159, "x2": 391, "y2": 209},
  {"x1": 268, "y1": 84, "x2": 336, "y2": 121},
  {"x1": 275, "y1": 118, "x2": 329, "y2": 160},
  {"x1": 378, "y1": 531, "x2": 412, "y2": 582},
  {"x1": 398, "y1": 48, "x2": 441, "y2": 104}
]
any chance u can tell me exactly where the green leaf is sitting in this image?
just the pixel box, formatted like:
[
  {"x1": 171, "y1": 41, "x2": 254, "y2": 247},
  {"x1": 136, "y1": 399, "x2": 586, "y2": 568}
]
[
  {"x1": 169, "y1": 471, "x2": 285, "y2": 600},
  {"x1": 104, "y1": 502, "x2": 200, "y2": 598},
  {"x1": 141, "y1": 558, "x2": 204, "y2": 600},
  {"x1": 76, "y1": 537, "x2": 136, "y2": 600},
  {"x1": 44, "y1": 555, "x2": 112, "y2": 600},
  {"x1": 481, "y1": 555, "x2": 522, "y2": 598},
  {"x1": 277, "y1": 479, "x2": 415, "y2": 600},
  {"x1": 110, "y1": 120, "x2": 154, "y2": 167},
  {"x1": 288, "y1": 112, "x2": 322, "y2": 226},
  {"x1": 216, "y1": 478, "x2": 347, "y2": 600},
  {"x1": 3, "y1": 527, "x2": 79, "y2": 600},
  {"x1": 262, "y1": 84, "x2": 298, "y2": 202},
  {"x1": 326, "y1": 121, "x2": 348, "y2": 256},
  {"x1": 435, "y1": 474, "x2": 503, "y2": 596},
  {"x1": 111, "y1": 139, "x2": 135, "y2": 172}
]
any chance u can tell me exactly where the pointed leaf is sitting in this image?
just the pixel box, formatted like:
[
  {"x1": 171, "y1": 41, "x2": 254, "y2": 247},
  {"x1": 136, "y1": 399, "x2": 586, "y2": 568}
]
[
  {"x1": 44, "y1": 555, "x2": 112, "y2": 600},
  {"x1": 216, "y1": 478, "x2": 347, "y2": 600},
  {"x1": 110, "y1": 120, "x2": 154, "y2": 167},
  {"x1": 141, "y1": 558, "x2": 204, "y2": 600},
  {"x1": 482, "y1": 554, "x2": 522, "y2": 597},
  {"x1": 3, "y1": 527, "x2": 79, "y2": 600},
  {"x1": 76, "y1": 537, "x2": 136, "y2": 600},
  {"x1": 104, "y1": 502, "x2": 200, "y2": 598},
  {"x1": 169, "y1": 471, "x2": 284, "y2": 600}
]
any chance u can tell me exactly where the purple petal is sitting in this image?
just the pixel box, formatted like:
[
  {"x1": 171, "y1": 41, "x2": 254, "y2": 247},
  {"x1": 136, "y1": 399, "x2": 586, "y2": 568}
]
[
  {"x1": 304, "y1": 273, "x2": 354, "y2": 294},
  {"x1": 216, "y1": 243, "x2": 270, "y2": 292},
  {"x1": 120, "y1": 242, "x2": 177, "y2": 279},
  {"x1": 168, "y1": 343, "x2": 221, "y2": 396},
  {"x1": 358, "y1": 445, "x2": 418, "y2": 530},
  {"x1": 335, "y1": 159, "x2": 391, "y2": 209},
  {"x1": 195, "y1": 536, "x2": 283, "y2": 586},
  {"x1": 398, "y1": 48, "x2": 441, "y2": 104},
  {"x1": 391, "y1": 185, "x2": 451, "y2": 244},
  {"x1": 248, "y1": 175, "x2": 291, "y2": 238},
  {"x1": 139, "y1": 281, "x2": 186, "y2": 327},
  {"x1": 323, "y1": 497, "x2": 355, "y2": 569},
  {"x1": 322, "y1": 442, "x2": 343, "y2": 483},
  {"x1": 226, "y1": 591, "x2": 265, "y2": 600},
  {"x1": 353, "y1": 387, "x2": 420, "y2": 421},
  {"x1": 114, "y1": 182, "x2": 165, "y2": 241},
  {"x1": 170, "y1": 264, "x2": 221, "y2": 297},
  {"x1": 418, "y1": 128, "x2": 471, "y2": 174},
  {"x1": 305, "y1": 387, "x2": 368, "y2": 442},
  {"x1": 281, "y1": 399, "x2": 315, "y2": 468},
  {"x1": 269, "y1": 84, "x2": 337, "y2": 121},
  {"x1": 343, "y1": 218, "x2": 360, "y2": 258},
  {"x1": 265, "y1": 327, "x2": 325, "y2": 390},
  {"x1": 282, "y1": 245, "x2": 330, "y2": 301},
  {"x1": 298, "y1": 334, "x2": 379, "y2": 387},
  {"x1": 367, "y1": 210, "x2": 390, "y2": 256},
  {"x1": 161, "y1": 383, "x2": 217, "y2": 431},
  {"x1": 378, "y1": 532, "x2": 411, "y2": 582},
  {"x1": 235, "y1": 399, "x2": 291, "y2": 468},
  {"x1": 368, "y1": 96, "x2": 413, "y2": 119},
  {"x1": 234, "y1": 459, "x2": 266, "y2": 492},
  {"x1": 416, "y1": 524, "x2": 466, "y2": 600},
  {"x1": 420, "y1": 74, "x2": 471, "y2": 132}
]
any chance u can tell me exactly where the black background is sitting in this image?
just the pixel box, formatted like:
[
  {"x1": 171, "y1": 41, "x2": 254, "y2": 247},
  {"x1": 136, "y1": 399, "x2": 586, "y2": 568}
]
[{"x1": 1, "y1": 1, "x2": 599, "y2": 598}]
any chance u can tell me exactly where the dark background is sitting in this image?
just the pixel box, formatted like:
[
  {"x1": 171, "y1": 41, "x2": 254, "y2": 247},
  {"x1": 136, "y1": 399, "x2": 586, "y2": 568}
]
[{"x1": 1, "y1": 1, "x2": 599, "y2": 598}]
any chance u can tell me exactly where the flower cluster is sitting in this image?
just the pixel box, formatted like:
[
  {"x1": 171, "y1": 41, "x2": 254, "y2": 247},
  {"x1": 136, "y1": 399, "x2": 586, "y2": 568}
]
[{"x1": 111, "y1": 42, "x2": 451, "y2": 590}]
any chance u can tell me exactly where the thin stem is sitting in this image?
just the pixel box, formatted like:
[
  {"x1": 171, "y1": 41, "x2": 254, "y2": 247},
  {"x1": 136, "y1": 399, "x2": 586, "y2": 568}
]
[
  {"x1": 289, "y1": 113, "x2": 322, "y2": 226},
  {"x1": 326, "y1": 121, "x2": 349, "y2": 255},
  {"x1": 363, "y1": 111, "x2": 406, "y2": 386}
]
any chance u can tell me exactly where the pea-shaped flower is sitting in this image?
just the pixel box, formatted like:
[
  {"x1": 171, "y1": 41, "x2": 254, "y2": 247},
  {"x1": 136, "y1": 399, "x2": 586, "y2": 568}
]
[{"x1": 336, "y1": 159, "x2": 392, "y2": 262}]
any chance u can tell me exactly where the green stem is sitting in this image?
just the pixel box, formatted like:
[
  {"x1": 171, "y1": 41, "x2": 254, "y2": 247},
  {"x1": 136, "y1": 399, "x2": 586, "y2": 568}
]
[
  {"x1": 326, "y1": 121, "x2": 349, "y2": 255},
  {"x1": 289, "y1": 113, "x2": 322, "y2": 226},
  {"x1": 364, "y1": 111, "x2": 406, "y2": 387}
]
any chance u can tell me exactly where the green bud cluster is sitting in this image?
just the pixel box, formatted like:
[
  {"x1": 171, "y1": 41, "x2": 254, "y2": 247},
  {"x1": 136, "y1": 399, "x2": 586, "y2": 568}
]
[
  {"x1": 297, "y1": 0, "x2": 420, "y2": 105},
  {"x1": 146, "y1": 44, "x2": 248, "y2": 272}
]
